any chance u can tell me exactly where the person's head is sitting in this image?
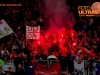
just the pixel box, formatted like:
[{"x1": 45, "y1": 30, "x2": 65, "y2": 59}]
[
  {"x1": 4, "y1": 52, "x2": 8, "y2": 56},
  {"x1": 98, "y1": 26, "x2": 100, "y2": 29},
  {"x1": 14, "y1": 42, "x2": 16, "y2": 45},
  {"x1": 93, "y1": 40, "x2": 97, "y2": 44},
  {"x1": 18, "y1": 54, "x2": 21, "y2": 57},
  {"x1": 18, "y1": 64, "x2": 22, "y2": 69},
  {"x1": 94, "y1": 31, "x2": 97, "y2": 34},
  {"x1": 4, "y1": 47, "x2": 7, "y2": 50},
  {"x1": 6, "y1": 72, "x2": 10, "y2": 75},
  {"x1": 84, "y1": 25, "x2": 87, "y2": 28},
  {"x1": 0, "y1": 67, "x2": 2, "y2": 73},
  {"x1": 88, "y1": 30, "x2": 91, "y2": 33},
  {"x1": 18, "y1": 26, "x2": 20, "y2": 30},
  {"x1": 21, "y1": 51, "x2": 24, "y2": 54},
  {"x1": 12, "y1": 50, "x2": 15, "y2": 54},
  {"x1": 24, "y1": 54, "x2": 27, "y2": 59},
  {"x1": 96, "y1": 37, "x2": 100, "y2": 42},
  {"x1": 26, "y1": 8, "x2": 29, "y2": 11}
]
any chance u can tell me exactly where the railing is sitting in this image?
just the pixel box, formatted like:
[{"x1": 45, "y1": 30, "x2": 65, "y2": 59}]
[
  {"x1": 2, "y1": 60, "x2": 97, "y2": 75},
  {"x1": 37, "y1": 60, "x2": 98, "y2": 75}
]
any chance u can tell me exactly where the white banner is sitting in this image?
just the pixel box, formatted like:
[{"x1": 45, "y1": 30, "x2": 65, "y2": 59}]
[
  {"x1": 2, "y1": 61, "x2": 16, "y2": 72},
  {"x1": 74, "y1": 61, "x2": 85, "y2": 75},
  {"x1": 0, "y1": 19, "x2": 13, "y2": 38},
  {"x1": 26, "y1": 25, "x2": 40, "y2": 39}
]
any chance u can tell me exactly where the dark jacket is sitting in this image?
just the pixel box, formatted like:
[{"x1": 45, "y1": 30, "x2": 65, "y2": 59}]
[
  {"x1": 14, "y1": 57, "x2": 23, "y2": 67},
  {"x1": 0, "y1": 73, "x2": 5, "y2": 75},
  {"x1": 23, "y1": 63, "x2": 38, "y2": 75},
  {"x1": 15, "y1": 68, "x2": 25, "y2": 75}
]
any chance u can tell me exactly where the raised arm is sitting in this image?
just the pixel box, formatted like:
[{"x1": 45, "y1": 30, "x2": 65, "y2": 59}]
[{"x1": 26, "y1": 39, "x2": 32, "y2": 46}]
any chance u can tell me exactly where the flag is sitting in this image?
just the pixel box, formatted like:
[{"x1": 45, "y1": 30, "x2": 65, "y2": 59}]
[
  {"x1": 34, "y1": 62, "x2": 60, "y2": 75},
  {"x1": 0, "y1": 19, "x2": 13, "y2": 38},
  {"x1": 26, "y1": 25, "x2": 40, "y2": 39},
  {"x1": 93, "y1": 62, "x2": 100, "y2": 75},
  {"x1": 0, "y1": 59, "x2": 3, "y2": 66},
  {"x1": 74, "y1": 61, "x2": 85, "y2": 75}
]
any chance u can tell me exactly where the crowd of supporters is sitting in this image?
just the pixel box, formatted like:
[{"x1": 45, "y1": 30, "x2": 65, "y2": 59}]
[{"x1": 0, "y1": 0, "x2": 100, "y2": 75}]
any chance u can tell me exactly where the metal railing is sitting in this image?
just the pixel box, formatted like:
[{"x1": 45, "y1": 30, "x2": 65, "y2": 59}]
[{"x1": 37, "y1": 60, "x2": 99, "y2": 75}]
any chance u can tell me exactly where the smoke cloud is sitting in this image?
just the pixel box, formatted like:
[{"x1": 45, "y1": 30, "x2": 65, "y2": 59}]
[
  {"x1": 42, "y1": 0, "x2": 74, "y2": 30},
  {"x1": 37, "y1": 0, "x2": 75, "y2": 46}
]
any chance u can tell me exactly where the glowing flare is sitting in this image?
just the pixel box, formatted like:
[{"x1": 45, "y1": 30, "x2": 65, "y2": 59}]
[
  {"x1": 73, "y1": 42, "x2": 76, "y2": 46},
  {"x1": 54, "y1": 41, "x2": 56, "y2": 43},
  {"x1": 38, "y1": 42, "x2": 40, "y2": 44},
  {"x1": 72, "y1": 33, "x2": 73, "y2": 36},
  {"x1": 59, "y1": 39, "x2": 62, "y2": 41},
  {"x1": 62, "y1": 34, "x2": 63, "y2": 38}
]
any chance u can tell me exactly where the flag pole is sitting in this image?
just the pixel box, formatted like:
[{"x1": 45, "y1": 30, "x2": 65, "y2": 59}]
[
  {"x1": 13, "y1": 33, "x2": 23, "y2": 50},
  {"x1": 0, "y1": 19, "x2": 23, "y2": 50}
]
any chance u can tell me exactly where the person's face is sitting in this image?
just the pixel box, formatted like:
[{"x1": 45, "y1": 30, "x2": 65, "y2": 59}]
[
  {"x1": 6, "y1": 73, "x2": 10, "y2": 75},
  {"x1": 84, "y1": 25, "x2": 86, "y2": 28},
  {"x1": 18, "y1": 26, "x2": 20, "y2": 29},
  {"x1": 94, "y1": 31, "x2": 96, "y2": 34},
  {"x1": 24, "y1": 54, "x2": 27, "y2": 59},
  {"x1": 88, "y1": 30, "x2": 91, "y2": 33},
  {"x1": 18, "y1": 32, "x2": 21, "y2": 35},
  {"x1": 97, "y1": 38, "x2": 99, "y2": 41},
  {"x1": 93, "y1": 41, "x2": 96, "y2": 44},
  {"x1": 14, "y1": 42, "x2": 16, "y2": 45},
  {"x1": 12, "y1": 50, "x2": 15, "y2": 53},
  {"x1": 5, "y1": 47, "x2": 7, "y2": 50},
  {"x1": 18, "y1": 64, "x2": 22, "y2": 69},
  {"x1": 4, "y1": 52, "x2": 7, "y2": 56},
  {"x1": 9, "y1": 68, "x2": 12, "y2": 72}
]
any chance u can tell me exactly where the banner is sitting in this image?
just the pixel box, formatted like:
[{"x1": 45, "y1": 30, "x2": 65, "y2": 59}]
[
  {"x1": 34, "y1": 62, "x2": 60, "y2": 75},
  {"x1": 93, "y1": 62, "x2": 100, "y2": 75},
  {"x1": 74, "y1": 61, "x2": 85, "y2": 75},
  {"x1": 26, "y1": 25, "x2": 40, "y2": 39},
  {"x1": 2, "y1": 61, "x2": 16, "y2": 72},
  {"x1": 0, "y1": 19, "x2": 13, "y2": 38}
]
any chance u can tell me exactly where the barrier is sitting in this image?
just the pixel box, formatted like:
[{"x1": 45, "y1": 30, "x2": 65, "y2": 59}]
[
  {"x1": 2, "y1": 60, "x2": 99, "y2": 75},
  {"x1": 37, "y1": 60, "x2": 68, "y2": 75},
  {"x1": 37, "y1": 60, "x2": 100, "y2": 75}
]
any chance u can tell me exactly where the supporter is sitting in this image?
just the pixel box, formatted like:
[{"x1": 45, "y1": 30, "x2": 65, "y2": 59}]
[
  {"x1": 23, "y1": 54, "x2": 30, "y2": 66},
  {"x1": 25, "y1": 8, "x2": 32, "y2": 20},
  {"x1": 35, "y1": 53, "x2": 43, "y2": 60},
  {"x1": 52, "y1": 50, "x2": 59, "y2": 60},
  {"x1": 15, "y1": 64, "x2": 25, "y2": 75},
  {"x1": 14, "y1": 54, "x2": 23, "y2": 71},
  {"x1": 5, "y1": 67, "x2": 15, "y2": 75},
  {"x1": 0, "y1": 67, "x2": 5, "y2": 75},
  {"x1": 30, "y1": 56, "x2": 36, "y2": 66},
  {"x1": 18, "y1": 51, "x2": 25, "y2": 59},
  {"x1": 1, "y1": 47, "x2": 9, "y2": 56},
  {"x1": 1, "y1": 52, "x2": 10, "y2": 61},
  {"x1": 10, "y1": 49, "x2": 17, "y2": 60},
  {"x1": 12, "y1": 42, "x2": 18, "y2": 50},
  {"x1": 23, "y1": 61, "x2": 38, "y2": 75}
]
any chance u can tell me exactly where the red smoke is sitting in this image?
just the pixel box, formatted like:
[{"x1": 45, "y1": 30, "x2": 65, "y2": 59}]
[{"x1": 31, "y1": 0, "x2": 76, "y2": 56}]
